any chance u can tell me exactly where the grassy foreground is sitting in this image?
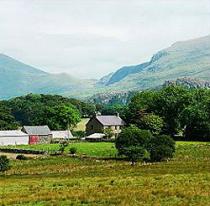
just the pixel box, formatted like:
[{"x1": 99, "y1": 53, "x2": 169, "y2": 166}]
[{"x1": 1, "y1": 142, "x2": 210, "y2": 205}]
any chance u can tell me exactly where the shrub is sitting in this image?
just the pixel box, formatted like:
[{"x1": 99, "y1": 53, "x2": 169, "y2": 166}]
[
  {"x1": 16, "y1": 154, "x2": 28, "y2": 160},
  {"x1": 59, "y1": 141, "x2": 69, "y2": 154},
  {"x1": 115, "y1": 125, "x2": 152, "y2": 156},
  {"x1": 104, "y1": 128, "x2": 114, "y2": 139},
  {"x1": 69, "y1": 147, "x2": 77, "y2": 155},
  {"x1": 147, "y1": 135, "x2": 175, "y2": 162},
  {"x1": 122, "y1": 146, "x2": 148, "y2": 165},
  {"x1": 0, "y1": 155, "x2": 10, "y2": 172},
  {"x1": 72, "y1": 131, "x2": 85, "y2": 138}
]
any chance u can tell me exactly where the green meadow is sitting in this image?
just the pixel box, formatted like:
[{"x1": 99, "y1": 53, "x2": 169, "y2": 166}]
[{"x1": 1, "y1": 142, "x2": 210, "y2": 205}]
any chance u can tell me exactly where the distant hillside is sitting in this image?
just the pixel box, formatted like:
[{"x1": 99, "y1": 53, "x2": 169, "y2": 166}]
[
  {"x1": 1, "y1": 34, "x2": 210, "y2": 100},
  {"x1": 99, "y1": 35, "x2": 210, "y2": 91},
  {"x1": 0, "y1": 54, "x2": 95, "y2": 99}
]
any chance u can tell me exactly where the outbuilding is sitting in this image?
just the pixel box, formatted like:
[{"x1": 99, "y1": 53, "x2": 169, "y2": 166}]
[
  {"x1": 0, "y1": 130, "x2": 29, "y2": 146},
  {"x1": 52, "y1": 130, "x2": 73, "y2": 139},
  {"x1": 22, "y1": 125, "x2": 52, "y2": 144}
]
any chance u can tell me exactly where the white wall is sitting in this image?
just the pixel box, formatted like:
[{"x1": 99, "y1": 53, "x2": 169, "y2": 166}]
[{"x1": 0, "y1": 136, "x2": 29, "y2": 146}]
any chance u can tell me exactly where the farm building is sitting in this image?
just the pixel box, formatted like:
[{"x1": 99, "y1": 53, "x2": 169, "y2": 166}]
[
  {"x1": 0, "y1": 130, "x2": 29, "y2": 146},
  {"x1": 52, "y1": 130, "x2": 73, "y2": 139},
  {"x1": 22, "y1": 126, "x2": 52, "y2": 144},
  {"x1": 86, "y1": 113, "x2": 125, "y2": 136},
  {"x1": 85, "y1": 133, "x2": 105, "y2": 142}
]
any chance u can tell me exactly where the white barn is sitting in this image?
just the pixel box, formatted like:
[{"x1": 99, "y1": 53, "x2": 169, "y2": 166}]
[
  {"x1": 51, "y1": 130, "x2": 73, "y2": 139},
  {"x1": 0, "y1": 130, "x2": 29, "y2": 146}
]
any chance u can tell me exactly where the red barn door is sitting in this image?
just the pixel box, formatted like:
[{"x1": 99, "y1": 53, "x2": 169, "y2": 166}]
[{"x1": 29, "y1": 135, "x2": 39, "y2": 144}]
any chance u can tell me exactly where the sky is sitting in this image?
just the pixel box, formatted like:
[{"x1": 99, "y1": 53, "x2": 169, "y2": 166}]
[{"x1": 0, "y1": 0, "x2": 210, "y2": 79}]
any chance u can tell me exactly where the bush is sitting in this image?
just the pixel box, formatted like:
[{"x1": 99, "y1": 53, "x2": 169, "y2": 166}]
[
  {"x1": 72, "y1": 131, "x2": 85, "y2": 138},
  {"x1": 16, "y1": 154, "x2": 28, "y2": 160},
  {"x1": 59, "y1": 141, "x2": 69, "y2": 154},
  {"x1": 116, "y1": 125, "x2": 152, "y2": 156},
  {"x1": 122, "y1": 146, "x2": 148, "y2": 165},
  {"x1": 147, "y1": 135, "x2": 175, "y2": 162},
  {"x1": 69, "y1": 147, "x2": 77, "y2": 155},
  {"x1": 104, "y1": 128, "x2": 114, "y2": 139},
  {"x1": 0, "y1": 155, "x2": 10, "y2": 172}
]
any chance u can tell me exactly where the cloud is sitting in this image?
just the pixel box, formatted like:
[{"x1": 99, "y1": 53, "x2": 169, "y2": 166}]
[{"x1": 0, "y1": 0, "x2": 210, "y2": 78}]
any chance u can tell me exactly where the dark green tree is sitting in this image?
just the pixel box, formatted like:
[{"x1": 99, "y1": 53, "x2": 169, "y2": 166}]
[
  {"x1": 139, "y1": 114, "x2": 164, "y2": 135},
  {"x1": 0, "y1": 102, "x2": 18, "y2": 130},
  {"x1": 115, "y1": 125, "x2": 152, "y2": 159},
  {"x1": 147, "y1": 135, "x2": 175, "y2": 162}
]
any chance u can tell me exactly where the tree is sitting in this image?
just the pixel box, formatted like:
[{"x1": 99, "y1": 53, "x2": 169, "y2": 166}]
[
  {"x1": 45, "y1": 104, "x2": 81, "y2": 130},
  {"x1": 139, "y1": 114, "x2": 164, "y2": 135},
  {"x1": 6, "y1": 94, "x2": 90, "y2": 127},
  {"x1": 115, "y1": 125, "x2": 152, "y2": 161},
  {"x1": 0, "y1": 103, "x2": 18, "y2": 130},
  {"x1": 127, "y1": 86, "x2": 193, "y2": 136},
  {"x1": 147, "y1": 135, "x2": 175, "y2": 162},
  {"x1": 151, "y1": 86, "x2": 192, "y2": 136},
  {"x1": 0, "y1": 155, "x2": 10, "y2": 172},
  {"x1": 104, "y1": 128, "x2": 114, "y2": 139}
]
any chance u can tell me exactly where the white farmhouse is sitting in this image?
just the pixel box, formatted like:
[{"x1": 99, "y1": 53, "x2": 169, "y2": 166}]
[{"x1": 0, "y1": 130, "x2": 29, "y2": 146}]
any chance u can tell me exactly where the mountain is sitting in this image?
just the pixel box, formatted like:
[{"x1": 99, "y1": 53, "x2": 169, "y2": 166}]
[
  {"x1": 1, "y1": 34, "x2": 210, "y2": 100},
  {"x1": 99, "y1": 35, "x2": 210, "y2": 91},
  {"x1": 0, "y1": 54, "x2": 95, "y2": 99}
]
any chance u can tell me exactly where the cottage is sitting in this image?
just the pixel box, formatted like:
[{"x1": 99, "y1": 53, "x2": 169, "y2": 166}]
[
  {"x1": 0, "y1": 130, "x2": 29, "y2": 146},
  {"x1": 86, "y1": 113, "x2": 125, "y2": 137},
  {"x1": 51, "y1": 130, "x2": 73, "y2": 139},
  {"x1": 22, "y1": 126, "x2": 52, "y2": 144}
]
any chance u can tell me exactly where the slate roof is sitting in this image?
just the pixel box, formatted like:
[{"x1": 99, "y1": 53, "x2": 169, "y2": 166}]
[
  {"x1": 95, "y1": 115, "x2": 125, "y2": 126},
  {"x1": 23, "y1": 126, "x2": 51, "y2": 135},
  {"x1": 0, "y1": 130, "x2": 28, "y2": 137}
]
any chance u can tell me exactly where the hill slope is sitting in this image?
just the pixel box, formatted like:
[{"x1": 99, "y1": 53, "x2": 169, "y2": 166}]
[
  {"x1": 100, "y1": 35, "x2": 210, "y2": 91},
  {"x1": 0, "y1": 54, "x2": 95, "y2": 99}
]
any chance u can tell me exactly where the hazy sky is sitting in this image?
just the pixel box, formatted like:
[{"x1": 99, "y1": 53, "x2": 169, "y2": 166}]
[{"x1": 0, "y1": 0, "x2": 210, "y2": 79}]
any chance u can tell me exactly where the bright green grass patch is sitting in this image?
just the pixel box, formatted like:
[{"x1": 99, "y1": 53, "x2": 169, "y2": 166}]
[{"x1": 0, "y1": 142, "x2": 117, "y2": 157}]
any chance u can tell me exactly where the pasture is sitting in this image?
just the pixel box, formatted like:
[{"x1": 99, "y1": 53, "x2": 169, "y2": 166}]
[{"x1": 1, "y1": 142, "x2": 210, "y2": 205}]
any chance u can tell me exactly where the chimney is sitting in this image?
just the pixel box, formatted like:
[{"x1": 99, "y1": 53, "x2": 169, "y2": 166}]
[{"x1": 116, "y1": 112, "x2": 119, "y2": 117}]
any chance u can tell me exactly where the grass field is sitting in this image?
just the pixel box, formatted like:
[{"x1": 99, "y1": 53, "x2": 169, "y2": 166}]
[
  {"x1": 1, "y1": 142, "x2": 210, "y2": 205},
  {"x1": 0, "y1": 142, "x2": 117, "y2": 158}
]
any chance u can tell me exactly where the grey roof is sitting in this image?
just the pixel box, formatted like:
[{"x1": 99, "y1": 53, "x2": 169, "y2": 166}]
[
  {"x1": 0, "y1": 130, "x2": 28, "y2": 137},
  {"x1": 95, "y1": 115, "x2": 125, "y2": 126},
  {"x1": 23, "y1": 126, "x2": 51, "y2": 135}
]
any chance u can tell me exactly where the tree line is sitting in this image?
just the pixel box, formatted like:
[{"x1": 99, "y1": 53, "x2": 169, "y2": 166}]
[
  {"x1": 1, "y1": 86, "x2": 210, "y2": 141},
  {"x1": 103, "y1": 85, "x2": 210, "y2": 141},
  {"x1": 0, "y1": 94, "x2": 96, "y2": 130}
]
